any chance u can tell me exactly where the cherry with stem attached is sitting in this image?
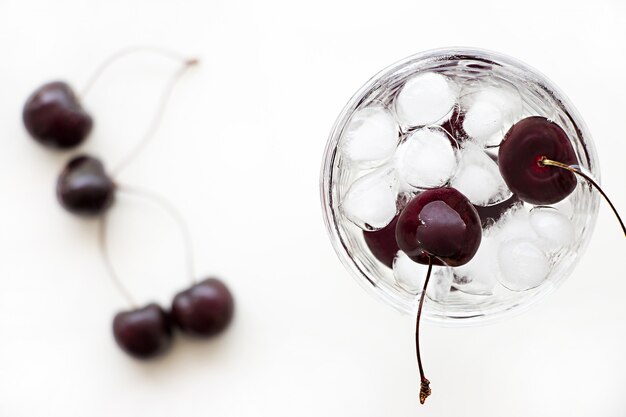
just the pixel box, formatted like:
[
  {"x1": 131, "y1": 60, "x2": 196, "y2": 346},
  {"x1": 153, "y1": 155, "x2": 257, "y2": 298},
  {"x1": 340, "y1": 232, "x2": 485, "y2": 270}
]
[
  {"x1": 30, "y1": 46, "x2": 235, "y2": 359},
  {"x1": 99, "y1": 187, "x2": 191, "y2": 359},
  {"x1": 396, "y1": 187, "x2": 482, "y2": 404},
  {"x1": 499, "y1": 116, "x2": 624, "y2": 236},
  {"x1": 101, "y1": 187, "x2": 235, "y2": 356},
  {"x1": 76, "y1": 50, "x2": 234, "y2": 356},
  {"x1": 23, "y1": 45, "x2": 197, "y2": 150},
  {"x1": 55, "y1": 50, "x2": 198, "y2": 217},
  {"x1": 48, "y1": 47, "x2": 232, "y2": 358}
]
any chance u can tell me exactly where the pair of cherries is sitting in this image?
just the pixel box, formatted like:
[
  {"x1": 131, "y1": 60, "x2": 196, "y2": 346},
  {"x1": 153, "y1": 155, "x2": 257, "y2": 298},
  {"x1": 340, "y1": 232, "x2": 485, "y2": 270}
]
[
  {"x1": 364, "y1": 115, "x2": 623, "y2": 404},
  {"x1": 113, "y1": 278, "x2": 234, "y2": 359},
  {"x1": 23, "y1": 62, "x2": 235, "y2": 359}
]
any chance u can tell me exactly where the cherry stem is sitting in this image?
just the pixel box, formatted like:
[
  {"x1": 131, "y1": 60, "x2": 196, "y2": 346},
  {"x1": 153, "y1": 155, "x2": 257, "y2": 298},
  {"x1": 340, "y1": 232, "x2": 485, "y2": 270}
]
[
  {"x1": 98, "y1": 213, "x2": 137, "y2": 308},
  {"x1": 90, "y1": 47, "x2": 199, "y2": 307},
  {"x1": 539, "y1": 157, "x2": 625, "y2": 236},
  {"x1": 119, "y1": 184, "x2": 196, "y2": 284},
  {"x1": 416, "y1": 256, "x2": 433, "y2": 405},
  {"x1": 111, "y1": 58, "x2": 198, "y2": 178},
  {"x1": 97, "y1": 184, "x2": 197, "y2": 307},
  {"x1": 80, "y1": 45, "x2": 197, "y2": 99}
]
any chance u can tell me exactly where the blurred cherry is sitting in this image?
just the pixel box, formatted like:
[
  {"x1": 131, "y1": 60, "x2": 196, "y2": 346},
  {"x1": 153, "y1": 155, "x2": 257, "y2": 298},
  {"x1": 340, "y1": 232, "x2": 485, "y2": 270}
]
[
  {"x1": 113, "y1": 304, "x2": 173, "y2": 359},
  {"x1": 171, "y1": 278, "x2": 234, "y2": 337},
  {"x1": 23, "y1": 81, "x2": 92, "y2": 149},
  {"x1": 57, "y1": 155, "x2": 114, "y2": 216}
]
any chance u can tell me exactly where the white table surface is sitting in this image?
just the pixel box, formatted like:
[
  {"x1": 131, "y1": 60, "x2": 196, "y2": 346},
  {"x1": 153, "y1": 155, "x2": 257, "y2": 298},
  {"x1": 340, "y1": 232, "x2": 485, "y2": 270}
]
[{"x1": 0, "y1": 0, "x2": 625, "y2": 416}]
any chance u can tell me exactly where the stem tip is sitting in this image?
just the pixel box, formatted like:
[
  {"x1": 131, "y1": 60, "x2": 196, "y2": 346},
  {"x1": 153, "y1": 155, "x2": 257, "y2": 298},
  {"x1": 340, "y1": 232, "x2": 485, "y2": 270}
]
[
  {"x1": 420, "y1": 378, "x2": 431, "y2": 405},
  {"x1": 185, "y1": 58, "x2": 200, "y2": 66}
]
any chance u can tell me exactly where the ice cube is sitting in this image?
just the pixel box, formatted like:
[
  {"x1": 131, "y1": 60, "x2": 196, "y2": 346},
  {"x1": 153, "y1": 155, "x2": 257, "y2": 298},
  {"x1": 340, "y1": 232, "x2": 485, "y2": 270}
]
[
  {"x1": 395, "y1": 72, "x2": 459, "y2": 127},
  {"x1": 398, "y1": 175, "x2": 419, "y2": 194},
  {"x1": 395, "y1": 128, "x2": 457, "y2": 189},
  {"x1": 339, "y1": 106, "x2": 399, "y2": 165},
  {"x1": 450, "y1": 144, "x2": 511, "y2": 206},
  {"x1": 427, "y1": 270, "x2": 455, "y2": 302},
  {"x1": 497, "y1": 239, "x2": 550, "y2": 291},
  {"x1": 462, "y1": 85, "x2": 522, "y2": 147},
  {"x1": 490, "y1": 206, "x2": 537, "y2": 242},
  {"x1": 393, "y1": 251, "x2": 453, "y2": 302},
  {"x1": 551, "y1": 197, "x2": 574, "y2": 218},
  {"x1": 463, "y1": 101, "x2": 503, "y2": 140},
  {"x1": 452, "y1": 236, "x2": 499, "y2": 295},
  {"x1": 341, "y1": 166, "x2": 399, "y2": 230},
  {"x1": 393, "y1": 251, "x2": 427, "y2": 293},
  {"x1": 529, "y1": 206, "x2": 575, "y2": 250}
]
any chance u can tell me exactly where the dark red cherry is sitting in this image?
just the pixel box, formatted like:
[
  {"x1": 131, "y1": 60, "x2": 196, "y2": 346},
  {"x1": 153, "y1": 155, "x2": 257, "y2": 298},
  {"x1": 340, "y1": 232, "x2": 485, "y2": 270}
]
[
  {"x1": 23, "y1": 81, "x2": 93, "y2": 149},
  {"x1": 499, "y1": 116, "x2": 577, "y2": 205},
  {"x1": 364, "y1": 201, "x2": 445, "y2": 268},
  {"x1": 113, "y1": 303, "x2": 173, "y2": 359},
  {"x1": 473, "y1": 194, "x2": 521, "y2": 228},
  {"x1": 363, "y1": 215, "x2": 400, "y2": 268},
  {"x1": 171, "y1": 278, "x2": 234, "y2": 337},
  {"x1": 396, "y1": 187, "x2": 481, "y2": 267},
  {"x1": 56, "y1": 155, "x2": 115, "y2": 216}
]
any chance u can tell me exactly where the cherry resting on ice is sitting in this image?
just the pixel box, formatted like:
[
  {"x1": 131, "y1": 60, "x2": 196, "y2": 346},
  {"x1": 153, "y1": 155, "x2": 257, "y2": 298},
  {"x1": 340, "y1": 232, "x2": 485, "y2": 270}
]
[
  {"x1": 498, "y1": 116, "x2": 577, "y2": 205},
  {"x1": 500, "y1": 116, "x2": 625, "y2": 235},
  {"x1": 395, "y1": 187, "x2": 482, "y2": 404},
  {"x1": 396, "y1": 187, "x2": 482, "y2": 267}
]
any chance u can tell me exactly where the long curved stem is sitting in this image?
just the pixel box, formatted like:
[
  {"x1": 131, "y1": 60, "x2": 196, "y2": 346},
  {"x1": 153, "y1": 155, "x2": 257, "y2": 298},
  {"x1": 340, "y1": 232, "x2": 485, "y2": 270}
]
[
  {"x1": 90, "y1": 47, "x2": 199, "y2": 304},
  {"x1": 80, "y1": 45, "x2": 196, "y2": 99},
  {"x1": 539, "y1": 157, "x2": 625, "y2": 236},
  {"x1": 110, "y1": 59, "x2": 198, "y2": 177},
  {"x1": 97, "y1": 185, "x2": 197, "y2": 305},
  {"x1": 98, "y1": 213, "x2": 137, "y2": 307},
  {"x1": 116, "y1": 184, "x2": 197, "y2": 285},
  {"x1": 416, "y1": 256, "x2": 433, "y2": 405}
]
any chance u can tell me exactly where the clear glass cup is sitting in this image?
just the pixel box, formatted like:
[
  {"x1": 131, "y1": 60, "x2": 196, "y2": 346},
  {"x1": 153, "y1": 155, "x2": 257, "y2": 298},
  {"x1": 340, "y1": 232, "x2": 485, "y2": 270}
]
[{"x1": 320, "y1": 47, "x2": 600, "y2": 325}]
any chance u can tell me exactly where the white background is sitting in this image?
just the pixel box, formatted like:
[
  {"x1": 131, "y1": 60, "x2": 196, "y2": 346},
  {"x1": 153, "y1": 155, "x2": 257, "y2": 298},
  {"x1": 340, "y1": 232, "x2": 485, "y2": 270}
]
[{"x1": 0, "y1": 0, "x2": 625, "y2": 416}]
